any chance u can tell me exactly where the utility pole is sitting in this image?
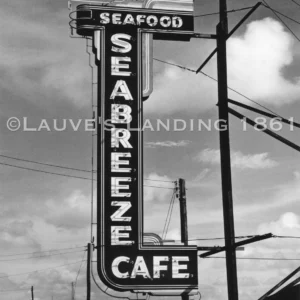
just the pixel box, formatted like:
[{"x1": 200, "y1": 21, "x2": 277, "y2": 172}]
[
  {"x1": 178, "y1": 178, "x2": 189, "y2": 300},
  {"x1": 217, "y1": 0, "x2": 239, "y2": 299},
  {"x1": 71, "y1": 282, "x2": 75, "y2": 300},
  {"x1": 87, "y1": 243, "x2": 91, "y2": 300},
  {"x1": 31, "y1": 286, "x2": 34, "y2": 300},
  {"x1": 178, "y1": 178, "x2": 188, "y2": 246}
]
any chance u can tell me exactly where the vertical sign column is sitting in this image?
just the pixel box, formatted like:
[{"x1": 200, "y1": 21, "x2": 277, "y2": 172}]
[{"x1": 101, "y1": 27, "x2": 141, "y2": 287}]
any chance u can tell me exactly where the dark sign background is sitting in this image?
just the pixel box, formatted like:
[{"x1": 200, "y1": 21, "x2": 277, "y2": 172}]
[{"x1": 86, "y1": 5, "x2": 199, "y2": 291}]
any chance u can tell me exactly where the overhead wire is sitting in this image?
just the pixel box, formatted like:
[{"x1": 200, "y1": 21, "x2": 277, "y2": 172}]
[
  {"x1": 144, "y1": 178, "x2": 175, "y2": 183},
  {"x1": 74, "y1": 251, "x2": 87, "y2": 297},
  {"x1": 290, "y1": 0, "x2": 300, "y2": 7},
  {"x1": 0, "y1": 260, "x2": 87, "y2": 279},
  {"x1": 144, "y1": 184, "x2": 174, "y2": 190},
  {"x1": 162, "y1": 189, "x2": 177, "y2": 239},
  {"x1": 0, "y1": 160, "x2": 175, "y2": 189},
  {"x1": 0, "y1": 246, "x2": 86, "y2": 257},
  {"x1": 262, "y1": 1, "x2": 300, "y2": 42},
  {"x1": 0, "y1": 161, "x2": 92, "y2": 181},
  {"x1": 153, "y1": 58, "x2": 283, "y2": 118},
  {"x1": 263, "y1": 5, "x2": 300, "y2": 25},
  {"x1": 0, "y1": 289, "x2": 29, "y2": 293},
  {"x1": 0, "y1": 155, "x2": 175, "y2": 186},
  {"x1": 0, "y1": 249, "x2": 85, "y2": 262},
  {"x1": 205, "y1": 256, "x2": 300, "y2": 261},
  {"x1": 194, "y1": 6, "x2": 256, "y2": 17},
  {"x1": 0, "y1": 153, "x2": 90, "y2": 173}
]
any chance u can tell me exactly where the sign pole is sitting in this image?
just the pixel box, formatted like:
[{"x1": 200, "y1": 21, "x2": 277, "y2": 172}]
[
  {"x1": 87, "y1": 243, "x2": 91, "y2": 300},
  {"x1": 178, "y1": 178, "x2": 189, "y2": 300},
  {"x1": 31, "y1": 286, "x2": 34, "y2": 300},
  {"x1": 217, "y1": 0, "x2": 239, "y2": 299}
]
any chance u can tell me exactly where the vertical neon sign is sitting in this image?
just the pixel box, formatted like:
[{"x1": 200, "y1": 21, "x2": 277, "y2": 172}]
[{"x1": 71, "y1": 1, "x2": 198, "y2": 295}]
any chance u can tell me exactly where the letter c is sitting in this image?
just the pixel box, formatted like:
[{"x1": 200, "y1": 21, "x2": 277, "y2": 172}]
[{"x1": 112, "y1": 256, "x2": 130, "y2": 278}]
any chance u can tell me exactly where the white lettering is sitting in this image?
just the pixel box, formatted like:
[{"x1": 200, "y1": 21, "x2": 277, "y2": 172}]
[
  {"x1": 111, "y1": 153, "x2": 131, "y2": 173},
  {"x1": 111, "y1": 33, "x2": 132, "y2": 53},
  {"x1": 153, "y1": 256, "x2": 169, "y2": 278},
  {"x1": 136, "y1": 15, "x2": 146, "y2": 26},
  {"x1": 172, "y1": 16, "x2": 183, "y2": 28},
  {"x1": 111, "y1": 57, "x2": 131, "y2": 76},
  {"x1": 112, "y1": 13, "x2": 122, "y2": 24},
  {"x1": 111, "y1": 104, "x2": 132, "y2": 124},
  {"x1": 111, "y1": 128, "x2": 132, "y2": 148},
  {"x1": 160, "y1": 16, "x2": 171, "y2": 27},
  {"x1": 147, "y1": 15, "x2": 158, "y2": 27},
  {"x1": 112, "y1": 256, "x2": 130, "y2": 278},
  {"x1": 111, "y1": 226, "x2": 134, "y2": 245},
  {"x1": 111, "y1": 201, "x2": 132, "y2": 221},
  {"x1": 131, "y1": 256, "x2": 151, "y2": 279},
  {"x1": 172, "y1": 256, "x2": 190, "y2": 278},
  {"x1": 123, "y1": 14, "x2": 135, "y2": 25},
  {"x1": 111, "y1": 177, "x2": 131, "y2": 197},
  {"x1": 100, "y1": 12, "x2": 110, "y2": 24}
]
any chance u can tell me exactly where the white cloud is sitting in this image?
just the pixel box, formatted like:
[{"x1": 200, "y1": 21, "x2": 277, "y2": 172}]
[
  {"x1": 144, "y1": 65, "x2": 218, "y2": 115},
  {"x1": 146, "y1": 140, "x2": 191, "y2": 148},
  {"x1": 258, "y1": 212, "x2": 300, "y2": 234},
  {"x1": 144, "y1": 173, "x2": 174, "y2": 202},
  {"x1": 228, "y1": 18, "x2": 300, "y2": 106},
  {"x1": 0, "y1": 4, "x2": 91, "y2": 109},
  {"x1": 145, "y1": 18, "x2": 300, "y2": 115},
  {"x1": 195, "y1": 148, "x2": 278, "y2": 169},
  {"x1": 45, "y1": 190, "x2": 90, "y2": 230}
]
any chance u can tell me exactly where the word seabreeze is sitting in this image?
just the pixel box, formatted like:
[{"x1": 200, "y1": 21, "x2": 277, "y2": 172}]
[{"x1": 109, "y1": 34, "x2": 192, "y2": 281}]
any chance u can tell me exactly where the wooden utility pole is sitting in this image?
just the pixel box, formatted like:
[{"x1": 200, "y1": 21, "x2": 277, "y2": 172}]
[
  {"x1": 217, "y1": 0, "x2": 239, "y2": 299},
  {"x1": 87, "y1": 243, "x2": 91, "y2": 300},
  {"x1": 31, "y1": 286, "x2": 34, "y2": 300},
  {"x1": 178, "y1": 178, "x2": 188, "y2": 246},
  {"x1": 71, "y1": 282, "x2": 75, "y2": 300},
  {"x1": 178, "y1": 178, "x2": 189, "y2": 300}
]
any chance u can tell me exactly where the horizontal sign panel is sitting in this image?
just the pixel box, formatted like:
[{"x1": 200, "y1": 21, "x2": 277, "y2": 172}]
[{"x1": 76, "y1": 5, "x2": 194, "y2": 37}]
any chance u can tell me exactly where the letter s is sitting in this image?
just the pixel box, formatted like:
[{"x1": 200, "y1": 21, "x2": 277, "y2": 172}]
[{"x1": 111, "y1": 34, "x2": 132, "y2": 53}]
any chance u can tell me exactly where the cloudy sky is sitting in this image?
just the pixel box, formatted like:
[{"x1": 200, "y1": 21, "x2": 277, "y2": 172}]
[{"x1": 1, "y1": 0, "x2": 300, "y2": 299}]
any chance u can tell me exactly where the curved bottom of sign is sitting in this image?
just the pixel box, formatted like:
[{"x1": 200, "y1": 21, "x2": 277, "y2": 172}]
[
  {"x1": 91, "y1": 255, "x2": 146, "y2": 299},
  {"x1": 91, "y1": 247, "x2": 199, "y2": 299}
]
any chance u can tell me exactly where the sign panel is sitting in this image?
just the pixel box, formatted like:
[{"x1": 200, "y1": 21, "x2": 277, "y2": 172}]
[{"x1": 72, "y1": 1, "x2": 198, "y2": 294}]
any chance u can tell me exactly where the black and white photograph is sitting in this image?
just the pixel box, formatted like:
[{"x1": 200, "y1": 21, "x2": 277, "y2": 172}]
[{"x1": 1, "y1": 0, "x2": 300, "y2": 299}]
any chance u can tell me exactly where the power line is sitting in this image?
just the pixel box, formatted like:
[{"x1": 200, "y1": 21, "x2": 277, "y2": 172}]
[
  {"x1": 0, "y1": 246, "x2": 86, "y2": 257},
  {"x1": 154, "y1": 58, "x2": 196, "y2": 73},
  {"x1": 199, "y1": 70, "x2": 283, "y2": 118},
  {"x1": 290, "y1": 0, "x2": 300, "y2": 7},
  {"x1": 188, "y1": 235, "x2": 300, "y2": 241},
  {"x1": 263, "y1": 1, "x2": 300, "y2": 42},
  {"x1": 206, "y1": 256, "x2": 300, "y2": 261},
  {"x1": 144, "y1": 184, "x2": 174, "y2": 190},
  {"x1": 263, "y1": 2, "x2": 300, "y2": 25},
  {"x1": 144, "y1": 178, "x2": 175, "y2": 183},
  {"x1": 275, "y1": 235, "x2": 300, "y2": 239},
  {"x1": 0, "y1": 249, "x2": 85, "y2": 262},
  {"x1": 0, "y1": 160, "x2": 174, "y2": 189},
  {"x1": 162, "y1": 190, "x2": 176, "y2": 239},
  {"x1": 0, "y1": 289, "x2": 29, "y2": 293},
  {"x1": 154, "y1": 58, "x2": 283, "y2": 118},
  {"x1": 74, "y1": 251, "x2": 86, "y2": 292},
  {"x1": 0, "y1": 260, "x2": 87, "y2": 279},
  {"x1": 194, "y1": 6, "x2": 255, "y2": 17},
  {"x1": 0, "y1": 161, "x2": 92, "y2": 181},
  {"x1": 0, "y1": 153, "x2": 91, "y2": 173}
]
